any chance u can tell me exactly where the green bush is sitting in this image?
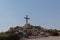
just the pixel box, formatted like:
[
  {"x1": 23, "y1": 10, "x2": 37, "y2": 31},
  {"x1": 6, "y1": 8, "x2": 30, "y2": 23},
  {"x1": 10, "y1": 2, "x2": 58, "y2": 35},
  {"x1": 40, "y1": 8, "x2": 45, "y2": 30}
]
[
  {"x1": 52, "y1": 31, "x2": 59, "y2": 36},
  {"x1": 0, "y1": 34, "x2": 20, "y2": 40}
]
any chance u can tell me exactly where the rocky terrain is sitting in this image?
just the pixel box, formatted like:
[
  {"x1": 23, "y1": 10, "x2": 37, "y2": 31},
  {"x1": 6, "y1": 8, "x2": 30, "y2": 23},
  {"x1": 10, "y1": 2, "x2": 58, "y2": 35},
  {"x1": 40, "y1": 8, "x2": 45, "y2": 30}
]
[{"x1": 0, "y1": 24, "x2": 60, "y2": 40}]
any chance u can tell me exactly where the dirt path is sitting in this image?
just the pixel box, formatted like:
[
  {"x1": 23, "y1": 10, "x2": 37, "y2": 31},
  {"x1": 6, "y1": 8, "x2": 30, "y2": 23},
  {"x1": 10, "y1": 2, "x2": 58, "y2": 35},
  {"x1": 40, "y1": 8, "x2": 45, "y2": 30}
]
[{"x1": 26, "y1": 36, "x2": 60, "y2": 40}]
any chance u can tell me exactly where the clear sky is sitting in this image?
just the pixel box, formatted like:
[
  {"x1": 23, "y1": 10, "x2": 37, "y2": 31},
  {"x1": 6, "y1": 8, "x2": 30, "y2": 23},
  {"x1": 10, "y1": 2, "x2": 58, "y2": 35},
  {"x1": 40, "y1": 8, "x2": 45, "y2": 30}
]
[{"x1": 0, "y1": 0, "x2": 60, "y2": 32}]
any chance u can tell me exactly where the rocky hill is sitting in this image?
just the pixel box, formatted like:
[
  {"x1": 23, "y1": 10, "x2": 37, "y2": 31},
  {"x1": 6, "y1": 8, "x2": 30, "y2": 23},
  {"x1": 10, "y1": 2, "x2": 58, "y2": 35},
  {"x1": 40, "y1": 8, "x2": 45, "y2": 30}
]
[{"x1": 0, "y1": 24, "x2": 60, "y2": 40}]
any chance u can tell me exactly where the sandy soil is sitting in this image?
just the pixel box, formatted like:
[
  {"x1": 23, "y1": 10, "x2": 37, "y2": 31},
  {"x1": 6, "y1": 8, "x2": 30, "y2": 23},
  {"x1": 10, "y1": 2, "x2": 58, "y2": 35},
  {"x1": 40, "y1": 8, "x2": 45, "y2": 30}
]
[{"x1": 26, "y1": 36, "x2": 60, "y2": 40}]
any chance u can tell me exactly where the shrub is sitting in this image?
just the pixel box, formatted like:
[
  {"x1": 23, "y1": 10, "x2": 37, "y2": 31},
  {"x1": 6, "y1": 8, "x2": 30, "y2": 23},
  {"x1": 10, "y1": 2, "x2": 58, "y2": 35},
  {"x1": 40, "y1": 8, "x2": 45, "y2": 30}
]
[
  {"x1": 0, "y1": 33, "x2": 20, "y2": 40},
  {"x1": 52, "y1": 31, "x2": 59, "y2": 36}
]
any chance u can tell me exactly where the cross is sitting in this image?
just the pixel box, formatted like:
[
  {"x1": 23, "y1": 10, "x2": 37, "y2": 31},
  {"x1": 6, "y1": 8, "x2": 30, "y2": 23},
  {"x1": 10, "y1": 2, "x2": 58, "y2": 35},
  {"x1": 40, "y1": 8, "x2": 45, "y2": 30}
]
[{"x1": 24, "y1": 15, "x2": 30, "y2": 24}]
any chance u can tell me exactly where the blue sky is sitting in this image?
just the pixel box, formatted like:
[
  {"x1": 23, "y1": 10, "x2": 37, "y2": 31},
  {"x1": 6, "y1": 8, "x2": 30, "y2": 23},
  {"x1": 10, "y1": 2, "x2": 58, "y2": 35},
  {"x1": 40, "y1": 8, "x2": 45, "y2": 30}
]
[{"x1": 0, "y1": 0, "x2": 60, "y2": 32}]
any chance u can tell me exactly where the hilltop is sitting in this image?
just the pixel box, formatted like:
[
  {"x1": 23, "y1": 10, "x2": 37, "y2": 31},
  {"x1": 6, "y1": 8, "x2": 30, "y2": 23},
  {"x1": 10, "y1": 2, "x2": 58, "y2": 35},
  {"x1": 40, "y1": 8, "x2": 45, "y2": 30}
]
[{"x1": 0, "y1": 24, "x2": 60, "y2": 40}]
